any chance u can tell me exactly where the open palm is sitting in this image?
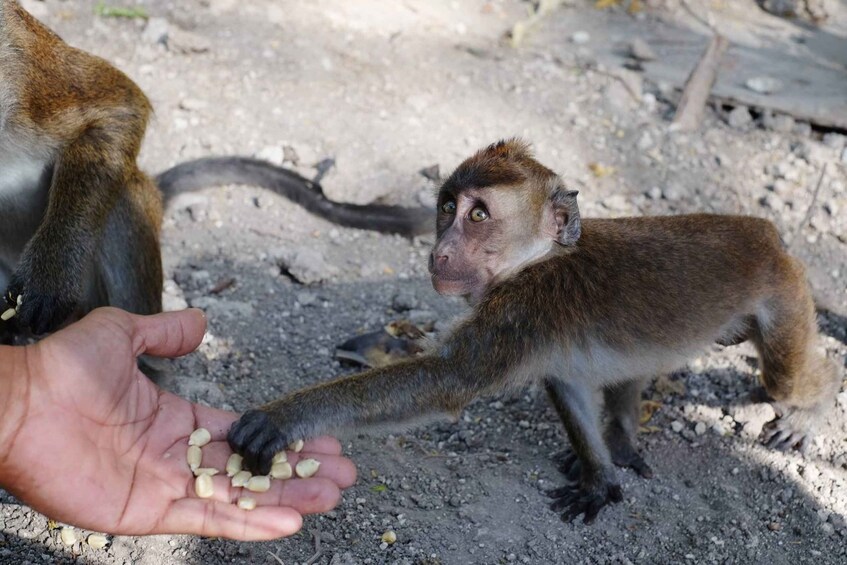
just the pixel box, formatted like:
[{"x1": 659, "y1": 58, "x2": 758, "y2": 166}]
[{"x1": 0, "y1": 308, "x2": 355, "y2": 540}]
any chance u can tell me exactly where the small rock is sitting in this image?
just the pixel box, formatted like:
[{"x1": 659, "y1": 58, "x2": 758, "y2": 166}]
[
  {"x1": 726, "y1": 106, "x2": 753, "y2": 129},
  {"x1": 571, "y1": 31, "x2": 590, "y2": 44},
  {"x1": 142, "y1": 17, "x2": 169, "y2": 45},
  {"x1": 762, "y1": 111, "x2": 795, "y2": 133},
  {"x1": 420, "y1": 164, "x2": 440, "y2": 181},
  {"x1": 646, "y1": 186, "x2": 663, "y2": 200},
  {"x1": 636, "y1": 131, "x2": 654, "y2": 151},
  {"x1": 276, "y1": 248, "x2": 339, "y2": 284},
  {"x1": 745, "y1": 76, "x2": 783, "y2": 94},
  {"x1": 392, "y1": 291, "x2": 420, "y2": 312},
  {"x1": 295, "y1": 290, "x2": 318, "y2": 306},
  {"x1": 759, "y1": 193, "x2": 783, "y2": 210},
  {"x1": 670, "y1": 421, "x2": 684, "y2": 433},
  {"x1": 256, "y1": 145, "x2": 284, "y2": 166},
  {"x1": 730, "y1": 403, "x2": 776, "y2": 438},
  {"x1": 629, "y1": 37, "x2": 656, "y2": 61},
  {"x1": 166, "y1": 26, "x2": 211, "y2": 53},
  {"x1": 179, "y1": 98, "x2": 208, "y2": 112},
  {"x1": 602, "y1": 194, "x2": 628, "y2": 211},
  {"x1": 792, "y1": 122, "x2": 812, "y2": 137},
  {"x1": 662, "y1": 185, "x2": 683, "y2": 201},
  {"x1": 329, "y1": 552, "x2": 357, "y2": 565},
  {"x1": 20, "y1": 0, "x2": 49, "y2": 19},
  {"x1": 822, "y1": 133, "x2": 846, "y2": 150},
  {"x1": 694, "y1": 422, "x2": 707, "y2": 436}
]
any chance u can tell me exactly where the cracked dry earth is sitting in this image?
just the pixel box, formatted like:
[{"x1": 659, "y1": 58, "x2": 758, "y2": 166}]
[{"x1": 1, "y1": 1, "x2": 846, "y2": 564}]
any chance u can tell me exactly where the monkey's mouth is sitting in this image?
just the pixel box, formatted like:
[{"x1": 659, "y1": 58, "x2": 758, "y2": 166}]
[{"x1": 430, "y1": 273, "x2": 474, "y2": 296}]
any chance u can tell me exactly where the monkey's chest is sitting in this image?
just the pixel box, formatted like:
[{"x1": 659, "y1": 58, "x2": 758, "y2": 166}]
[{"x1": 0, "y1": 140, "x2": 51, "y2": 261}]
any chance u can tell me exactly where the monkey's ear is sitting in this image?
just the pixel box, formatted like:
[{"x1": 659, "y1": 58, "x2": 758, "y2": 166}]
[{"x1": 550, "y1": 188, "x2": 581, "y2": 246}]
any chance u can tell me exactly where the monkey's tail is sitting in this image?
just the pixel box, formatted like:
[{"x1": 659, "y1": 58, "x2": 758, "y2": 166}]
[{"x1": 154, "y1": 156, "x2": 432, "y2": 237}]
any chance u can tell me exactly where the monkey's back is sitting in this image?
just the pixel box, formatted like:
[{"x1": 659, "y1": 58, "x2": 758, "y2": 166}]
[{"x1": 495, "y1": 214, "x2": 799, "y2": 351}]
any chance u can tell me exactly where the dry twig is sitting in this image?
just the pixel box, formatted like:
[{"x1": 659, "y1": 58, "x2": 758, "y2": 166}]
[{"x1": 669, "y1": 34, "x2": 729, "y2": 132}]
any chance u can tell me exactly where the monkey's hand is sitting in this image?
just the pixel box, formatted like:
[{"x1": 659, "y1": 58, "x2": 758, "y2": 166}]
[
  {"x1": 228, "y1": 409, "x2": 298, "y2": 476},
  {"x1": 5, "y1": 249, "x2": 81, "y2": 334}
]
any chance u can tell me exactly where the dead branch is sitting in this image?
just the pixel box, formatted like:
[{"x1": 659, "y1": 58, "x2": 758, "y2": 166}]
[{"x1": 669, "y1": 34, "x2": 729, "y2": 132}]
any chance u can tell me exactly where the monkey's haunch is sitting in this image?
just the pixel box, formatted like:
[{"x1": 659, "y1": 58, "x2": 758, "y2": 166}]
[{"x1": 155, "y1": 157, "x2": 432, "y2": 237}]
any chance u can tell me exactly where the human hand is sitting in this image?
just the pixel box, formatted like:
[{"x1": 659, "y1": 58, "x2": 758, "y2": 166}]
[{"x1": 0, "y1": 307, "x2": 356, "y2": 540}]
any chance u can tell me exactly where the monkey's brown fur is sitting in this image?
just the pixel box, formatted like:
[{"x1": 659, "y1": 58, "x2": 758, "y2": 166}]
[
  {"x1": 0, "y1": 0, "x2": 162, "y2": 333},
  {"x1": 229, "y1": 138, "x2": 840, "y2": 523},
  {"x1": 0, "y1": 0, "x2": 429, "y2": 339}
]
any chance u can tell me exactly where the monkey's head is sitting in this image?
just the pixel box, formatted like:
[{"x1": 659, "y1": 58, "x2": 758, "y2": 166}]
[{"x1": 429, "y1": 139, "x2": 581, "y2": 302}]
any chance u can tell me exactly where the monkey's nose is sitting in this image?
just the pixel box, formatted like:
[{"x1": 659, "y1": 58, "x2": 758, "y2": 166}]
[{"x1": 428, "y1": 253, "x2": 449, "y2": 272}]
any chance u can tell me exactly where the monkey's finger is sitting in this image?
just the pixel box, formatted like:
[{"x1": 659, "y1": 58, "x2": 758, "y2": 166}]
[
  {"x1": 131, "y1": 309, "x2": 207, "y2": 358},
  {"x1": 158, "y1": 499, "x2": 303, "y2": 540},
  {"x1": 630, "y1": 457, "x2": 654, "y2": 479},
  {"x1": 582, "y1": 496, "x2": 605, "y2": 524}
]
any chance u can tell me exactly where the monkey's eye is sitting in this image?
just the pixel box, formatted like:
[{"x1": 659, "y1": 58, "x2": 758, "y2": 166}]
[
  {"x1": 441, "y1": 200, "x2": 457, "y2": 214},
  {"x1": 469, "y1": 207, "x2": 489, "y2": 222}
]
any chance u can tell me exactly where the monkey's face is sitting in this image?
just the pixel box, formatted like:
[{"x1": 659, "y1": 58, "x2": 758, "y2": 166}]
[{"x1": 429, "y1": 187, "x2": 553, "y2": 302}]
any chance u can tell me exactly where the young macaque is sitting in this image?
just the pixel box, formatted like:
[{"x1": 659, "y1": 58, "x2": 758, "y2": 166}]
[
  {"x1": 229, "y1": 139, "x2": 840, "y2": 523},
  {"x1": 0, "y1": 0, "x2": 428, "y2": 338}
]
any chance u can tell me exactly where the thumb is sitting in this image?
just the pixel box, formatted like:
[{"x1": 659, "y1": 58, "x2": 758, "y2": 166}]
[{"x1": 131, "y1": 309, "x2": 207, "y2": 358}]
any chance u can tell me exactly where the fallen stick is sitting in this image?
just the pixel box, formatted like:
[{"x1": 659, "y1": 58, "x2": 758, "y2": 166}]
[{"x1": 669, "y1": 34, "x2": 729, "y2": 132}]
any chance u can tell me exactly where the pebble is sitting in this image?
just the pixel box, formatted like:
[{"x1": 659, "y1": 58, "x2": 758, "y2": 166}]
[
  {"x1": 141, "y1": 17, "x2": 169, "y2": 44},
  {"x1": 670, "y1": 420, "x2": 684, "y2": 433},
  {"x1": 629, "y1": 37, "x2": 656, "y2": 61},
  {"x1": 745, "y1": 76, "x2": 783, "y2": 94},
  {"x1": 694, "y1": 422, "x2": 707, "y2": 436},
  {"x1": 256, "y1": 145, "x2": 284, "y2": 166},
  {"x1": 822, "y1": 133, "x2": 846, "y2": 150},
  {"x1": 571, "y1": 31, "x2": 590, "y2": 44},
  {"x1": 646, "y1": 186, "x2": 663, "y2": 200},
  {"x1": 730, "y1": 403, "x2": 776, "y2": 439},
  {"x1": 762, "y1": 112, "x2": 795, "y2": 133},
  {"x1": 274, "y1": 247, "x2": 339, "y2": 284},
  {"x1": 726, "y1": 106, "x2": 752, "y2": 129}
]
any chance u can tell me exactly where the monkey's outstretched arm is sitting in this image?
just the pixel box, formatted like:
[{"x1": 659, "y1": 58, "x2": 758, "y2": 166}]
[
  {"x1": 8, "y1": 113, "x2": 147, "y2": 333},
  {"x1": 229, "y1": 301, "x2": 541, "y2": 474}
]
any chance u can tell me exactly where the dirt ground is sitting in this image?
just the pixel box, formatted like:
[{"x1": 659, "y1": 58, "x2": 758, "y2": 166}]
[{"x1": 1, "y1": 0, "x2": 846, "y2": 563}]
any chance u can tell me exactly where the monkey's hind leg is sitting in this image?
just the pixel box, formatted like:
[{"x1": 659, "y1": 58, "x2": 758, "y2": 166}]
[
  {"x1": 753, "y1": 264, "x2": 841, "y2": 452},
  {"x1": 555, "y1": 379, "x2": 653, "y2": 481},
  {"x1": 91, "y1": 174, "x2": 167, "y2": 383},
  {"x1": 545, "y1": 377, "x2": 623, "y2": 524}
]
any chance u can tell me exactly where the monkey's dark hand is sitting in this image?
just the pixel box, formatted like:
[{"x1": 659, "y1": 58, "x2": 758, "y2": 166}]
[
  {"x1": 228, "y1": 409, "x2": 296, "y2": 475},
  {"x1": 6, "y1": 256, "x2": 80, "y2": 334},
  {"x1": 547, "y1": 474, "x2": 623, "y2": 524}
]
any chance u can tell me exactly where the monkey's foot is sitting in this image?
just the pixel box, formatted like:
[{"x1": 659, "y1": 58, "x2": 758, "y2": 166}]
[
  {"x1": 554, "y1": 443, "x2": 652, "y2": 481},
  {"x1": 227, "y1": 409, "x2": 291, "y2": 475},
  {"x1": 760, "y1": 409, "x2": 817, "y2": 453},
  {"x1": 547, "y1": 479, "x2": 623, "y2": 524},
  {"x1": 606, "y1": 435, "x2": 653, "y2": 479}
]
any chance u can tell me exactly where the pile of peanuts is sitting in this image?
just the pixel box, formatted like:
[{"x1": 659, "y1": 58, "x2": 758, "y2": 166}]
[{"x1": 187, "y1": 428, "x2": 320, "y2": 510}]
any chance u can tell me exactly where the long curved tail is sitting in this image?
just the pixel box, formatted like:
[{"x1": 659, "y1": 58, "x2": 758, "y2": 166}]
[{"x1": 155, "y1": 156, "x2": 432, "y2": 237}]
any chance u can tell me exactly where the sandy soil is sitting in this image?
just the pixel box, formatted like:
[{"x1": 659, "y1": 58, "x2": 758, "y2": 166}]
[{"x1": 1, "y1": 1, "x2": 845, "y2": 563}]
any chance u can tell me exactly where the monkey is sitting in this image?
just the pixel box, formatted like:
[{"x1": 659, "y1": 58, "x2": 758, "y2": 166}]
[
  {"x1": 228, "y1": 138, "x2": 841, "y2": 524},
  {"x1": 0, "y1": 0, "x2": 429, "y2": 339}
]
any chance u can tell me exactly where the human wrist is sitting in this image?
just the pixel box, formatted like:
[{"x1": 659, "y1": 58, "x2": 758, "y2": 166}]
[{"x1": 0, "y1": 344, "x2": 33, "y2": 470}]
